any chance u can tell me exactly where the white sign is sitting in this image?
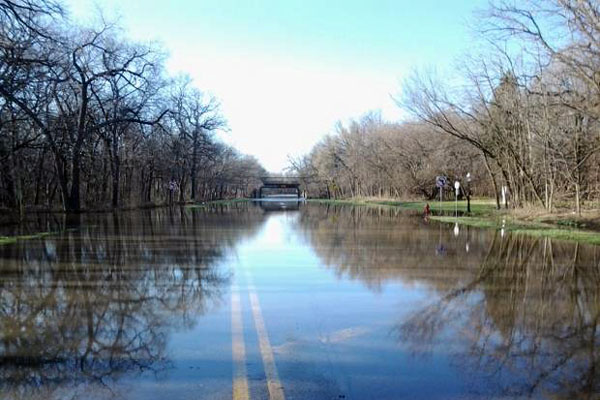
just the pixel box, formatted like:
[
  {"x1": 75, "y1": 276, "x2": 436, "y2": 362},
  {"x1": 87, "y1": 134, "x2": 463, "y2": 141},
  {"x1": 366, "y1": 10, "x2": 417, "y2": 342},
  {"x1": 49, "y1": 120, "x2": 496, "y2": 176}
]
[{"x1": 436, "y1": 176, "x2": 447, "y2": 188}]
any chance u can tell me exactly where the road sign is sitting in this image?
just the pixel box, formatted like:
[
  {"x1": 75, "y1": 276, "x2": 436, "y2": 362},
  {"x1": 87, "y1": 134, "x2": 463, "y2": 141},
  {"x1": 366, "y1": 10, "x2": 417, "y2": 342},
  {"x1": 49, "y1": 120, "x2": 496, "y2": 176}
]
[
  {"x1": 436, "y1": 176, "x2": 447, "y2": 188},
  {"x1": 454, "y1": 181, "x2": 460, "y2": 217}
]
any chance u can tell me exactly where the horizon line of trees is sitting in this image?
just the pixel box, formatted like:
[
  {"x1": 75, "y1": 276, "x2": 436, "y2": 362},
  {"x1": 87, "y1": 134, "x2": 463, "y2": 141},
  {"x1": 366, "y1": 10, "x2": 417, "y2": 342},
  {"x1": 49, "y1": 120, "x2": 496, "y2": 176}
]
[
  {"x1": 291, "y1": 0, "x2": 600, "y2": 214},
  {"x1": 0, "y1": 0, "x2": 265, "y2": 218},
  {"x1": 288, "y1": 112, "x2": 486, "y2": 200}
]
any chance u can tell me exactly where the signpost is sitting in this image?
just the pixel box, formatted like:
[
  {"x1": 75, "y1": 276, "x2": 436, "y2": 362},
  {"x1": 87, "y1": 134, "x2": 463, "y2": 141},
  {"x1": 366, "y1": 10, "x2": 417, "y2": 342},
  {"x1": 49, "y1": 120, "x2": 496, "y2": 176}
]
[
  {"x1": 435, "y1": 176, "x2": 447, "y2": 213},
  {"x1": 454, "y1": 180, "x2": 460, "y2": 217},
  {"x1": 168, "y1": 179, "x2": 178, "y2": 206},
  {"x1": 466, "y1": 172, "x2": 471, "y2": 213}
]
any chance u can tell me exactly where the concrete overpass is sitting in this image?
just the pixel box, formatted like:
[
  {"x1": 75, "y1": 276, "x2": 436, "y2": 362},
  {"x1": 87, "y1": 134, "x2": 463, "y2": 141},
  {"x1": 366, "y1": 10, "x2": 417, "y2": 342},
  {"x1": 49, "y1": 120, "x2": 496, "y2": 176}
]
[{"x1": 258, "y1": 176, "x2": 302, "y2": 198}]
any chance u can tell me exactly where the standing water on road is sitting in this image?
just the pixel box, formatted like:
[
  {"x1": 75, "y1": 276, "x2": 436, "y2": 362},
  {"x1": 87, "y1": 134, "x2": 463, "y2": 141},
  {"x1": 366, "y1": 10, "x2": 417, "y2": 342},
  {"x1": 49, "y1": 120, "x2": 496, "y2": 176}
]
[{"x1": 0, "y1": 202, "x2": 599, "y2": 399}]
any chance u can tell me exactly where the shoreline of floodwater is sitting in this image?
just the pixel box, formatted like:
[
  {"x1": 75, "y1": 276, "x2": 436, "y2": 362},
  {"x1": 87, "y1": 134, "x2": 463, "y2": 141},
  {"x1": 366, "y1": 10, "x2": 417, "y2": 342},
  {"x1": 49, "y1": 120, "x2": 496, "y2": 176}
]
[
  {"x1": 307, "y1": 198, "x2": 600, "y2": 246},
  {"x1": 4, "y1": 198, "x2": 600, "y2": 246}
]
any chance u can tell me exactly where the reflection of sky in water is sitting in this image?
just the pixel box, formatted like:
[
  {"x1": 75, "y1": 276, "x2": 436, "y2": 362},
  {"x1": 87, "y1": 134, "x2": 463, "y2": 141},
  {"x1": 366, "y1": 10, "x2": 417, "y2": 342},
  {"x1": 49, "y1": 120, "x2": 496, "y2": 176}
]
[
  {"x1": 1, "y1": 204, "x2": 600, "y2": 399},
  {"x1": 231, "y1": 211, "x2": 478, "y2": 399}
]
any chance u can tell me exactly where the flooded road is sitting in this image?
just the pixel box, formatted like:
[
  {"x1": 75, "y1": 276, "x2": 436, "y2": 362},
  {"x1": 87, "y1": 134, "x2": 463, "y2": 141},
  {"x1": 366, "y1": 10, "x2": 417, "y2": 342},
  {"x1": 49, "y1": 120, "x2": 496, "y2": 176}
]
[{"x1": 1, "y1": 202, "x2": 599, "y2": 399}]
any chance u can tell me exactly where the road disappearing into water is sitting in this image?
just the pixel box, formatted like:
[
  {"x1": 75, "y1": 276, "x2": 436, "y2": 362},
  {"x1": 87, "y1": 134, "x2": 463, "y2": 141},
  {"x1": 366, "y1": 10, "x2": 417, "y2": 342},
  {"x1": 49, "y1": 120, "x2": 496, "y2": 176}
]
[{"x1": 0, "y1": 202, "x2": 598, "y2": 399}]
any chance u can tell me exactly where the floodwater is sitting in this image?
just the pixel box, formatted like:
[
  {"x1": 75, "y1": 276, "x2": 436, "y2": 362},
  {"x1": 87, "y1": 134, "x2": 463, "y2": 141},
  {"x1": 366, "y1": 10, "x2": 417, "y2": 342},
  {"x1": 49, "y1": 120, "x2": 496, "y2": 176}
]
[{"x1": 1, "y1": 202, "x2": 599, "y2": 400}]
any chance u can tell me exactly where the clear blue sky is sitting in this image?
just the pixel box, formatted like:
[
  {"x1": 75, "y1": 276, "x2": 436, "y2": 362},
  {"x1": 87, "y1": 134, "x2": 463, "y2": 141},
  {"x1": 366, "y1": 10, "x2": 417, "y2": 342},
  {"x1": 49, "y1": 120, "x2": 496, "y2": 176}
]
[{"x1": 65, "y1": 0, "x2": 487, "y2": 172}]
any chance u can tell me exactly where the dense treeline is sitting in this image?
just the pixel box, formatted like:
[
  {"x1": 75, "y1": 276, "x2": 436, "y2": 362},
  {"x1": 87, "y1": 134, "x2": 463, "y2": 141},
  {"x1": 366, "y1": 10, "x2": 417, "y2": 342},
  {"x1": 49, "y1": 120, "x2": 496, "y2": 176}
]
[
  {"x1": 289, "y1": 113, "x2": 485, "y2": 200},
  {"x1": 0, "y1": 0, "x2": 264, "y2": 217},
  {"x1": 292, "y1": 0, "x2": 600, "y2": 214}
]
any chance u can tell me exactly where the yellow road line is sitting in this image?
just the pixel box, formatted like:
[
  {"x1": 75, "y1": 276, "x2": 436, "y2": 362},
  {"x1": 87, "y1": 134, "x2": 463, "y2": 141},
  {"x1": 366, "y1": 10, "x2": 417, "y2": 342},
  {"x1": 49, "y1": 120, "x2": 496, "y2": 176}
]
[
  {"x1": 246, "y1": 272, "x2": 286, "y2": 400},
  {"x1": 231, "y1": 286, "x2": 250, "y2": 400}
]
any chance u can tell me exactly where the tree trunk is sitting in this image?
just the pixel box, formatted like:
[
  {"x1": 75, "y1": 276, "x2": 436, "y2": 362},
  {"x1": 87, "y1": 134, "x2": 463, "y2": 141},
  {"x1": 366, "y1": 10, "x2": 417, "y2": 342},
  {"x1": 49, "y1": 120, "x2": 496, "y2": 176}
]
[
  {"x1": 575, "y1": 182, "x2": 581, "y2": 216},
  {"x1": 68, "y1": 150, "x2": 81, "y2": 212},
  {"x1": 111, "y1": 131, "x2": 120, "y2": 208},
  {"x1": 33, "y1": 149, "x2": 45, "y2": 206},
  {"x1": 482, "y1": 153, "x2": 501, "y2": 209},
  {"x1": 191, "y1": 136, "x2": 198, "y2": 201}
]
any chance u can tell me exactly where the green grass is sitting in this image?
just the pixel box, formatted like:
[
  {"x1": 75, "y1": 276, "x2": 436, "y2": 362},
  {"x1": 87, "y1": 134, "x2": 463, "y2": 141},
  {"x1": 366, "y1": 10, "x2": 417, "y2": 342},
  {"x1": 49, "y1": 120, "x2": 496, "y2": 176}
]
[
  {"x1": 377, "y1": 199, "x2": 496, "y2": 216},
  {"x1": 309, "y1": 198, "x2": 496, "y2": 216},
  {"x1": 308, "y1": 198, "x2": 600, "y2": 245},
  {"x1": 308, "y1": 199, "x2": 367, "y2": 206},
  {"x1": 554, "y1": 218, "x2": 587, "y2": 229},
  {"x1": 513, "y1": 228, "x2": 600, "y2": 245},
  {"x1": 0, "y1": 236, "x2": 16, "y2": 245},
  {"x1": 431, "y1": 215, "x2": 600, "y2": 245},
  {"x1": 0, "y1": 231, "x2": 60, "y2": 246}
]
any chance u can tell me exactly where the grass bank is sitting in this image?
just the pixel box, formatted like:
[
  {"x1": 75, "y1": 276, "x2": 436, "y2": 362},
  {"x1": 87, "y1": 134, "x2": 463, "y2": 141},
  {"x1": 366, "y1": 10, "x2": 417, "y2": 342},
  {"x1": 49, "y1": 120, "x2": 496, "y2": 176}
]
[
  {"x1": 308, "y1": 198, "x2": 600, "y2": 245},
  {"x1": 309, "y1": 198, "x2": 495, "y2": 215},
  {"x1": 432, "y1": 216, "x2": 600, "y2": 245},
  {"x1": 0, "y1": 231, "x2": 67, "y2": 246}
]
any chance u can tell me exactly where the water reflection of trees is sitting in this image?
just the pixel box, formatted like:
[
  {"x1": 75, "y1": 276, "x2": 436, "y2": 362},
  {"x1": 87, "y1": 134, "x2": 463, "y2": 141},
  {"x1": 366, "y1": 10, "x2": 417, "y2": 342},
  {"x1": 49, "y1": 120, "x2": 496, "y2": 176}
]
[
  {"x1": 0, "y1": 206, "x2": 265, "y2": 399},
  {"x1": 298, "y1": 204, "x2": 600, "y2": 399},
  {"x1": 296, "y1": 204, "x2": 492, "y2": 291},
  {"x1": 452, "y1": 235, "x2": 600, "y2": 399}
]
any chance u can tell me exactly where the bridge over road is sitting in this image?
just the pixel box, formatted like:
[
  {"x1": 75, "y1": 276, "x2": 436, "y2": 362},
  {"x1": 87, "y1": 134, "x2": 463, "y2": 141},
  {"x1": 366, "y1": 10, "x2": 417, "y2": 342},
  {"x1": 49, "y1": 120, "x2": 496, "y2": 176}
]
[{"x1": 258, "y1": 176, "x2": 303, "y2": 198}]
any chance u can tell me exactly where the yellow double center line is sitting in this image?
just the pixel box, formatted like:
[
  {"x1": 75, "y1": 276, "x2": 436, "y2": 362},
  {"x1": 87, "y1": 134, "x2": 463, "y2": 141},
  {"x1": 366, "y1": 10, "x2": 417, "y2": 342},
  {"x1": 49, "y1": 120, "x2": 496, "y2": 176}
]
[
  {"x1": 231, "y1": 273, "x2": 286, "y2": 400},
  {"x1": 231, "y1": 285, "x2": 249, "y2": 400}
]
